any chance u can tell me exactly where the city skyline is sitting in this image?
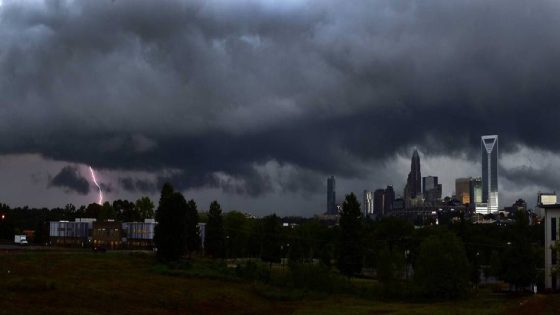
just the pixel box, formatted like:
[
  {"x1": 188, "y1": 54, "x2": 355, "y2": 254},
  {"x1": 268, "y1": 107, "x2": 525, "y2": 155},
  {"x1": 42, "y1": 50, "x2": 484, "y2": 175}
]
[{"x1": 0, "y1": 1, "x2": 560, "y2": 215}]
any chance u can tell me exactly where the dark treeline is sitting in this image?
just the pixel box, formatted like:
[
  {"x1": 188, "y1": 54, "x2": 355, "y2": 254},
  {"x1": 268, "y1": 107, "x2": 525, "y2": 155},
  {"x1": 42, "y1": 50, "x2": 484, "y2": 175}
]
[
  {"x1": 0, "y1": 196, "x2": 155, "y2": 243},
  {"x1": 0, "y1": 184, "x2": 546, "y2": 299},
  {"x1": 153, "y1": 185, "x2": 545, "y2": 299}
]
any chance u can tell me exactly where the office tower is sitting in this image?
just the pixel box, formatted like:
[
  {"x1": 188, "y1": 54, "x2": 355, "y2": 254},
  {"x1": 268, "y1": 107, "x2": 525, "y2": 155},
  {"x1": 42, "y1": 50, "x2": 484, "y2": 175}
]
[
  {"x1": 469, "y1": 177, "x2": 482, "y2": 209},
  {"x1": 384, "y1": 186, "x2": 395, "y2": 213},
  {"x1": 455, "y1": 178, "x2": 471, "y2": 205},
  {"x1": 407, "y1": 150, "x2": 422, "y2": 198},
  {"x1": 392, "y1": 198, "x2": 405, "y2": 210},
  {"x1": 481, "y1": 135, "x2": 499, "y2": 213},
  {"x1": 423, "y1": 176, "x2": 442, "y2": 206},
  {"x1": 363, "y1": 190, "x2": 373, "y2": 217},
  {"x1": 326, "y1": 176, "x2": 337, "y2": 214},
  {"x1": 374, "y1": 189, "x2": 385, "y2": 216}
]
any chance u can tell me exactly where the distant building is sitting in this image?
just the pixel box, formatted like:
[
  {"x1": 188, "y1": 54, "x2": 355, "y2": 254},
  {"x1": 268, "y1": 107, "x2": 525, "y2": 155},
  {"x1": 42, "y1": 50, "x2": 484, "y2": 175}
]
[
  {"x1": 456, "y1": 178, "x2": 471, "y2": 205},
  {"x1": 122, "y1": 220, "x2": 156, "y2": 248},
  {"x1": 536, "y1": 193, "x2": 558, "y2": 218},
  {"x1": 392, "y1": 198, "x2": 405, "y2": 211},
  {"x1": 481, "y1": 135, "x2": 499, "y2": 213},
  {"x1": 92, "y1": 221, "x2": 123, "y2": 250},
  {"x1": 407, "y1": 150, "x2": 422, "y2": 198},
  {"x1": 326, "y1": 176, "x2": 337, "y2": 215},
  {"x1": 384, "y1": 186, "x2": 395, "y2": 213},
  {"x1": 423, "y1": 176, "x2": 442, "y2": 206},
  {"x1": 405, "y1": 150, "x2": 422, "y2": 208},
  {"x1": 374, "y1": 189, "x2": 385, "y2": 216},
  {"x1": 362, "y1": 190, "x2": 373, "y2": 217},
  {"x1": 49, "y1": 221, "x2": 90, "y2": 247},
  {"x1": 198, "y1": 222, "x2": 206, "y2": 249},
  {"x1": 469, "y1": 177, "x2": 483, "y2": 209}
]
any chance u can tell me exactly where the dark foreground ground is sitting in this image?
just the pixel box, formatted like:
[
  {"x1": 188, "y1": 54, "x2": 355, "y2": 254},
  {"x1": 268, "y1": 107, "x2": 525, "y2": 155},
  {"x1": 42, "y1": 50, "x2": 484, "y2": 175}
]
[{"x1": 0, "y1": 249, "x2": 558, "y2": 315}]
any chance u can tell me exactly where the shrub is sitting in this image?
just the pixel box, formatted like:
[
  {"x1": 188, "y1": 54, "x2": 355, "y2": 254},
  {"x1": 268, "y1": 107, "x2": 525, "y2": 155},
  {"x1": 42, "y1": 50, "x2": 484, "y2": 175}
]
[{"x1": 414, "y1": 231, "x2": 470, "y2": 299}]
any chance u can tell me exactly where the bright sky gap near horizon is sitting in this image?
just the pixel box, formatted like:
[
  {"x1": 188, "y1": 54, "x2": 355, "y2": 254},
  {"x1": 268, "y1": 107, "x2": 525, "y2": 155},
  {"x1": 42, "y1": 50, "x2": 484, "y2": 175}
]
[{"x1": 1, "y1": 0, "x2": 560, "y2": 215}]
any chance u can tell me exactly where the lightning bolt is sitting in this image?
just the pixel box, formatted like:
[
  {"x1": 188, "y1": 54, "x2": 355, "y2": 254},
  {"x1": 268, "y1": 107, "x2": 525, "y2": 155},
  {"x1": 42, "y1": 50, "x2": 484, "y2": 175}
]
[{"x1": 89, "y1": 166, "x2": 103, "y2": 205}]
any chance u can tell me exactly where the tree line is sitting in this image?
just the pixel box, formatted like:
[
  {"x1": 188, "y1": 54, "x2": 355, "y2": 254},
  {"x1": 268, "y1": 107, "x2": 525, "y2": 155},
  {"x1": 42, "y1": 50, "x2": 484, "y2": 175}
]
[
  {"x1": 154, "y1": 185, "x2": 544, "y2": 298},
  {"x1": 0, "y1": 183, "x2": 545, "y2": 299},
  {"x1": 0, "y1": 196, "x2": 155, "y2": 243}
]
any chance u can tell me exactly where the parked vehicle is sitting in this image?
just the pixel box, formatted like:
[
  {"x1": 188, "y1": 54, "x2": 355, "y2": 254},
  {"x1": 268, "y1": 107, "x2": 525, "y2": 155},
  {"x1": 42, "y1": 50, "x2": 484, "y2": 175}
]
[{"x1": 14, "y1": 235, "x2": 28, "y2": 246}]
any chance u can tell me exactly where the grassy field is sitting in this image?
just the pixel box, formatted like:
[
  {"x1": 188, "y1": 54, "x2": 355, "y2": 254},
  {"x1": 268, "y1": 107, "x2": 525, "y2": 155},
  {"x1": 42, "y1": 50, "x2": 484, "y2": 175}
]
[{"x1": 0, "y1": 249, "x2": 556, "y2": 315}]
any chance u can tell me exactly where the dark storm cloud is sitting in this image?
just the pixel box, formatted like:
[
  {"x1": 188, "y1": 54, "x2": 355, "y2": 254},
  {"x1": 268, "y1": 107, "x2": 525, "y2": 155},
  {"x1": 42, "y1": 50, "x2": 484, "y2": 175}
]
[
  {"x1": 2, "y1": 0, "x2": 560, "y2": 195},
  {"x1": 49, "y1": 165, "x2": 90, "y2": 195},
  {"x1": 119, "y1": 177, "x2": 157, "y2": 193}
]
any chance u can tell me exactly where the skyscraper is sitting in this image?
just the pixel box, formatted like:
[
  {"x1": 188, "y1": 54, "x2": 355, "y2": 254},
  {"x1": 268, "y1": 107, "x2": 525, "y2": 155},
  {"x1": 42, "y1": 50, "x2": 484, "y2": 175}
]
[
  {"x1": 363, "y1": 190, "x2": 373, "y2": 217},
  {"x1": 384, "y1": 186, "x2": 395, "y2": 213},
  {"x1": 374, "y1": 189, "x2": 385, "y2": 216},
  {"x1": 481, "y1": 135, "x2": 499, "y2": 213},
  {"x1": 455, "y1": 178, "x2": 471, "y2": 205},
  {"x1": 405, "y1": 150, "x2": 422, "y2": 208},
  {"x1": 407, "y1": 150, "x2": 421, "y2": 198},
  {"x1": 326, "y1": 176, "x2": 337, "y2": 214},
  {"x1": 469, "y1": 177, "x2": 482, "y2": 209},
  {"x1": 423, "y1": 176, "x2": 442, "y2": 205}
]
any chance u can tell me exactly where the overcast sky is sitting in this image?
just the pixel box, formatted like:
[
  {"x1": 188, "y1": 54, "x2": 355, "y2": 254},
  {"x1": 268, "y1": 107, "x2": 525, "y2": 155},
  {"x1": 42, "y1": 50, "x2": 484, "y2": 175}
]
[{"x1": 0, "y1": 0, "x2": 559, "y2": 216}]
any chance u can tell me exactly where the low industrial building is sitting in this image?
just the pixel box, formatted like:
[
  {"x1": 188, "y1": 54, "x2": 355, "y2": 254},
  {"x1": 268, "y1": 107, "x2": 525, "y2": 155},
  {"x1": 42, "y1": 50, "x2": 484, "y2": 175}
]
[
  {"x1": 92, "y1": 221, "x2": 124, "y2": 250},
  {"x1": 49, "y1": 221, "x2": 90, "y2": 247},
  {"x1": 48, "y1": 219, "x2": 168, "y2": 251},
  {"x1": 122, "y1": 220, "x2": 156, "y2": 248}
]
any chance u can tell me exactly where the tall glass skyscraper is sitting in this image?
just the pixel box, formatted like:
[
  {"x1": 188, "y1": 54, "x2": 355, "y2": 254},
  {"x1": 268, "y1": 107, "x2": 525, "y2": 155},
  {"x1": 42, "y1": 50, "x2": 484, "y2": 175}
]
[
  {"x1": 481, "y1": 135, "x2": 499, "y2": 213},
  {"x1": 326, "y1": 176, "x2": 337, "y2": 214}
]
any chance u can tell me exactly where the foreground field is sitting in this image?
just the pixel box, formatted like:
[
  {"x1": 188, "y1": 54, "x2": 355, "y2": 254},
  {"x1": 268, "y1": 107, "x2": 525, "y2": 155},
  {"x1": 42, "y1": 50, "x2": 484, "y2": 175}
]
[{"x1": 0, "y1": 250, "x2": 557, "y2": 315}]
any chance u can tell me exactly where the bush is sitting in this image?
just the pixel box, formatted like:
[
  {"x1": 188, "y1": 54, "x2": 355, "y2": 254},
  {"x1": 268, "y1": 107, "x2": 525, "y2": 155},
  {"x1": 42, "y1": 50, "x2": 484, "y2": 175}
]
[
  {"x1": 251, "y1": 283, "x2": 306, "y2": 301},
  {"x1": 235, "y1": 260, "x2": 271, "y2": 283},
  {"x1": 414, "y1": 231, "x2": 470, "y2": 299}
]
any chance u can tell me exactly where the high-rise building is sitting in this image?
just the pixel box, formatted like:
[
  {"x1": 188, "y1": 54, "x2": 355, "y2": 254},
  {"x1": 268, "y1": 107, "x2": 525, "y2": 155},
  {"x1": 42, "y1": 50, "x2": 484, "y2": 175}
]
[
  {"x1": 407, "y1": 150, "x2": 422, "y2": 198},
  {"x1": 455, "y1": 178, "x2": 471, "y2": 205},
  {"x1": 423, "y1": 176, "x2": 442, "y2": 205},
  {"x1": 374, "y1": 189, "x2": 385, "y2": 216},
  {"x1": 469, "y1": 177, "x2": 483, "y2": 209},
  {"x1": 481, "y1": 135, "x2": 499, "y2": 213},
  {"x1": 326, "y1": 176, "x2": 337, "y2": 214},
  {"x1": 363, "y1": 190, "x2": 373, "y2": 217},
  {"x1": 384, "y1": 186, "x2": 395, "y2": 213},
  {"x1": 404, "y1": 150, "x2": 422, "y2": 209}
]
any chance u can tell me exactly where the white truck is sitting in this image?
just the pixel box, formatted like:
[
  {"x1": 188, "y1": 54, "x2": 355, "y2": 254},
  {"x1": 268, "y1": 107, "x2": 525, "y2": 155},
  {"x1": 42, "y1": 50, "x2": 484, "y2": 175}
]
[{"x1": 14, "y1": 235, "x2": 28, "y2": 246}]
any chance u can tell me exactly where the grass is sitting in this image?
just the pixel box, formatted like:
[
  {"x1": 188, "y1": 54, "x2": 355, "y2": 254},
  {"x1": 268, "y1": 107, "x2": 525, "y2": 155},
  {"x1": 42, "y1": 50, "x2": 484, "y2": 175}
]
[{"x1": 0, "y1": 250, "x2": 556, "y2": 314}]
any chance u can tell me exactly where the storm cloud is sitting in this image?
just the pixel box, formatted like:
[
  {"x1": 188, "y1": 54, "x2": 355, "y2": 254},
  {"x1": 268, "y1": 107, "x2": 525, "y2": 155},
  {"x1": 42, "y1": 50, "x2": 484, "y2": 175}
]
[
  {"x1": 1, "y1": 0, "x2": 560, "y2": 208},
  {"x1": 49, "y1": 165, "x2": 90, "y2": 195}
]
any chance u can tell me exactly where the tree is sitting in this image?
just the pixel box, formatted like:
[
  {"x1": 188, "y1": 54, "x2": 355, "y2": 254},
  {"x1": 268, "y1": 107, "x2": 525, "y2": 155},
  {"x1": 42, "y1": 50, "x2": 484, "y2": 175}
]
[
  {"x1": 261, "y1": 214, "x2": 282, "y2": 265},
  {"x1": 204, "y1": 201, "x2": 225, "y2": 258},
  {"x1": 376, "y1": 245, "x2": 406, "y2": 286},
  {"x1": 224, "y1": 211, "x2": 250, "y2": 258},
  {"x1": 136, "y1": 196, "x2": 155, "y2": 220},
  {"x1": 85, "y1": 203, "x2": 102, "y2": 219},
  {"x1": 154, "y1": 183, "x2": 188, "y2": 262},
  {"x1": 414, "y1": 231, "x2": 470, "y2": 298},
  {"x1": 185, "y1": 199, "x2": 200, "y2": 255},
  {"x1": 113, "y1": 199, "x2": 138, "y2": 222},
  {"x1": 337, "y1": 193, "x2": 363, "y2": 277},
  {"x1": 501, "y1": 210, "x2": 537, "y2": 290},
  {"x1": 99, "y1": 202, "x2": 116, "y2": 221}
]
